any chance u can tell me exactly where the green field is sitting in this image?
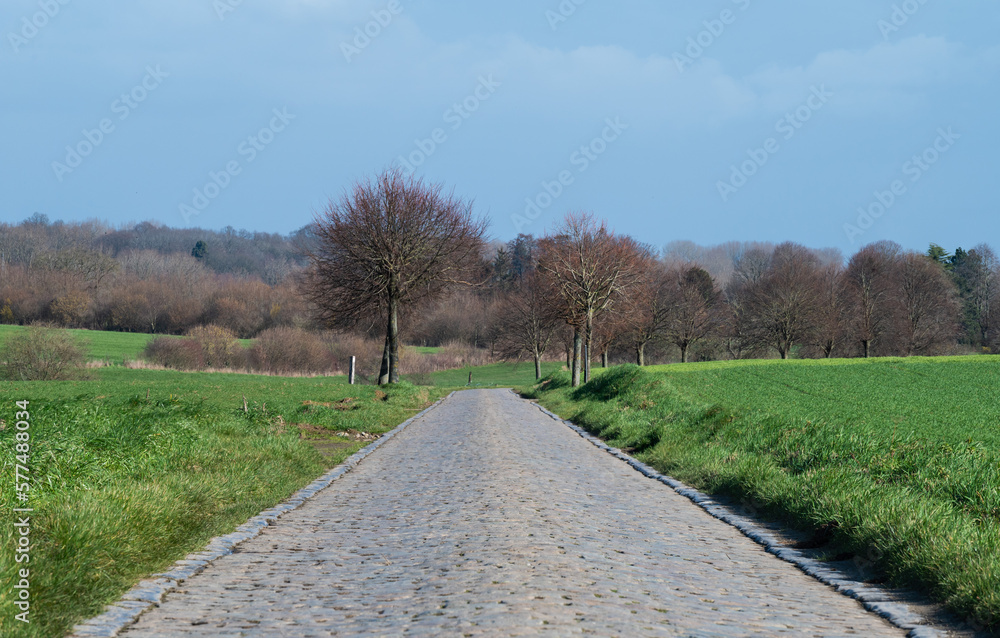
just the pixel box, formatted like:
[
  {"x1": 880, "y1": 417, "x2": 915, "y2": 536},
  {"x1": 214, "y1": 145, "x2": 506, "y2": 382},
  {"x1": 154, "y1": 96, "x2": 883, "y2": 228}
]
[
  {"x1": 409, "y1": 346, "x2": 441, "y2": 355},
  {"x1": 0, "y1": 326, "x2": 261, "y2": 364},
  {"x1": 522, "y1": 357, "x2": 1000, "y2": 627},
  {"x1": 421, "y1": 361, "x2": 565, "y2": 387},
  {"x1": 0, "y1": 325, "x2": 157, "y2": 362},
  {"x1": 0, "y1": 367, "x2": 445, "y2": 638}
]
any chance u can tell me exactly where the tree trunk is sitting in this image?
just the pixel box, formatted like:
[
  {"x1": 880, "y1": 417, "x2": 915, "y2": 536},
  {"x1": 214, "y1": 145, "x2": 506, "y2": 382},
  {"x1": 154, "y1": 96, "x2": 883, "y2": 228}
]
[
  {"x1": 680, "y1": 343, "x2": 689, "y2": 364},
  {"x1": 601, "y1": 350, "x2": 608, "y2": 368},
  {"x1": 584, "y1": 311, "x2": 593, "y2": 384},
  {"x1": 378, "y1": 335, "x2": 390, "y2": 385},
  {"x1": 571, "y1": 327, "x2": 582, "y2": 387},
  {"x1": 534, "y1": 353, "x2": 542, "y2": 380},
  {"x1": 636, "y1": 343, "x2": 645, "y2": 366},
  {"x1": 385, "y1": 292, "x2": 400, "y2": 384},
  {"x1": 862, "y1": 339, "x2": 870, "y2": 358}
]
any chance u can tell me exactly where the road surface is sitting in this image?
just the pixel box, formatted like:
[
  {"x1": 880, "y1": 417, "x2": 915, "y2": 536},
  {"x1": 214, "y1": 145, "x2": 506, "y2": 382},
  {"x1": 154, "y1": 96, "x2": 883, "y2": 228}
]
[{"x1": 122, "y1": 389, "x2": 902, "y2": 637}]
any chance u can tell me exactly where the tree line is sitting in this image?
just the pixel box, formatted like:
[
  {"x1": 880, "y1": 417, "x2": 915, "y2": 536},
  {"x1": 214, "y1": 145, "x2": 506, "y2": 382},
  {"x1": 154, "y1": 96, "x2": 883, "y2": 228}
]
[
  {"x1": 303, "y1": 169, "x2": 998, "y2": 386},
  {"x1": 4, "y1": 173, "x2": 996, "y2": 386},
  {"x1": 0, "y1": 214, "x2": 309, "y2": 337},
  {"x1": 489, "y1": 229, "x2": 996, "y2": 385}
]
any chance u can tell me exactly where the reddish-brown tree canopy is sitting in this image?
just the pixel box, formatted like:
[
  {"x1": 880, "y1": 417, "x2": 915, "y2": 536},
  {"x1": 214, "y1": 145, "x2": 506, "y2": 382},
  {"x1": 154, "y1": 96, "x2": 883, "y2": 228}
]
[
  {"x1": 304, "y1": 168, "x2": 488, "y2": 383},
  {"x1": 537, "y1": 212, "x2": 646, "y2": 385}
]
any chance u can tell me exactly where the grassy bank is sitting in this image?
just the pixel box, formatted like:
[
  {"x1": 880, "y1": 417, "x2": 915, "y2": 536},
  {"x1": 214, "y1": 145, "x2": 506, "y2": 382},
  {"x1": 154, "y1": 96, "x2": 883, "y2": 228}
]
[
  {"x1": 521, "y1": 358, "x2": 1000, "y2": 628},
  {"x1": 0, "y1": 368, "x2": 443, "y2": 638}
]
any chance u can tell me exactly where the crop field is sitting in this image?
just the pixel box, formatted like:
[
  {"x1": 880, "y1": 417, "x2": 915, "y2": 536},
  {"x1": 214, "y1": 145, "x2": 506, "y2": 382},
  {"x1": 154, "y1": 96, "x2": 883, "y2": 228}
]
[
  {"x1": 523, "y1": 357, "x2": 1000, "y2": 626},
  {"x1": 0, "y1": 367, "x2": 444, "y2": 638},
  {"x1": 653, "y1": 356, "x2": 1000, "y2": 448}
]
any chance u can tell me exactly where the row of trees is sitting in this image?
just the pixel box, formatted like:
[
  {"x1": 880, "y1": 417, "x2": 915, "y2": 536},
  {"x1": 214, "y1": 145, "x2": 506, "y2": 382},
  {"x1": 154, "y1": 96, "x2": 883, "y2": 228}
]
[
  {"x1": 302, "y1": 169, "x2": 998, "y2": 387},
  {"x1": 492, "y1": 231, "x2": 998, "y2": 384},
  {"x1": 6, "y1": 172, "x2": 997, "y2": 386},
  {"x1": 0, "y1": 252, "x2": 307, "y2": 338},
  {"x1": 2, "y1": 213, "x2": 308, "y2": 282},
  {"x1": 0, "y1": 216, "x2": 312, "y2": 337}
]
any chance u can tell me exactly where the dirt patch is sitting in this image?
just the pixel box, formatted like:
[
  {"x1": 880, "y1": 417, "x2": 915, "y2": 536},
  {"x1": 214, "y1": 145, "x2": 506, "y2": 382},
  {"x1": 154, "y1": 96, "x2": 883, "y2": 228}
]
[{"x1": 293, "y1": 422, "x2": 377, "y2": 461}]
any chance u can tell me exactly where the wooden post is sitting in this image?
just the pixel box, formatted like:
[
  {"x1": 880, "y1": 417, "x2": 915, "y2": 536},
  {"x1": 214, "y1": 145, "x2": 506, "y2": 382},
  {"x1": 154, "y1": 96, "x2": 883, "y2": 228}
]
[{"x1": 349, "y1": 356, "x2": 356, "y2": 385}]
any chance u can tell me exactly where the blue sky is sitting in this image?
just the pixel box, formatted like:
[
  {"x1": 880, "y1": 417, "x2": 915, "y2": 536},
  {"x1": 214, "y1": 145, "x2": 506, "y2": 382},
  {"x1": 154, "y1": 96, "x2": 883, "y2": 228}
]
[{"x1": 2, "y1": 0, "x2": 998, "y2": 255}]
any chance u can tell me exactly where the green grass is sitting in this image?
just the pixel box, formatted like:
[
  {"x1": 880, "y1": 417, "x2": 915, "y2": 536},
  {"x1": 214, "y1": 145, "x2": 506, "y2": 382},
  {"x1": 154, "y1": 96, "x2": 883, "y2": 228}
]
[
  {"x1": 521, "y1": 358, "x2": 1000, "y2": 628},
  {"x1": 409, "y1": 346, "x2": 441, "y2": 355},
  {"x1": 422, "y1": 361, "x2": 565, "y2": 388},
  {"x1": 0, "y1": 326, "x2": 254, "y2": 363},
  {"x1": 0, "y1": 367, "x2": 445, "y2": 638}
]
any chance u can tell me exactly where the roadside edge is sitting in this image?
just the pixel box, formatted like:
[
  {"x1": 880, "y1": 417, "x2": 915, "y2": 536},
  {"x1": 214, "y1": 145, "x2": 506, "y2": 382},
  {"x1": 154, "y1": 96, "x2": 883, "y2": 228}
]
[
  {"x1": 524, "y1": 391, "x2": 946, "y2": 638},
  {"x1": 67, "y1": 392, "x2": 453, "y2": 638}
]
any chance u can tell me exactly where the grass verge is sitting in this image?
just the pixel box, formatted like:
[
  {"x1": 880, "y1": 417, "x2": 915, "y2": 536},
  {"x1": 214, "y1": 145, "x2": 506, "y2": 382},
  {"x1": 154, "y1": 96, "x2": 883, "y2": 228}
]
[
  {"x1": 0, "y1": 368, "x2": 443, "y2": 638},
  {"x1": 520, "y1": 360, "x2": 1000, "y2": 629}
]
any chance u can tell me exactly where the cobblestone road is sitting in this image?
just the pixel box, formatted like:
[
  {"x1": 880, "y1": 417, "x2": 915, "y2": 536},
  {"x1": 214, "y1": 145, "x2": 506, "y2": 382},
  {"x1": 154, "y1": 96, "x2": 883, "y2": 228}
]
[{"x1": 123, "y1": 389, "x2": 903, "y2": 637}]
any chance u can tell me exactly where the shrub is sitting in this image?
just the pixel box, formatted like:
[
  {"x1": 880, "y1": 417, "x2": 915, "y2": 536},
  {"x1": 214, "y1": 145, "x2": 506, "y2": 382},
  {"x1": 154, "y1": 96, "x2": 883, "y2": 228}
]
[
  {"x1": 49, "y1": 291, "x2": 91, "y2": 327},
  {"x1": 186, "y1": 325, "x2": 243, "y2": 369},
  {"x1": 143, "y1": 337, "x2": 206, "y2": 370},
  {"x1": 328, "y1": 332, "x2": 384, "y2": 381},
  {"x1": 248, "y1": 327, "x2": 338, "y2": 374},
  {"x1": 1, "y1": 326, "x2": 86, "y2": 380}
]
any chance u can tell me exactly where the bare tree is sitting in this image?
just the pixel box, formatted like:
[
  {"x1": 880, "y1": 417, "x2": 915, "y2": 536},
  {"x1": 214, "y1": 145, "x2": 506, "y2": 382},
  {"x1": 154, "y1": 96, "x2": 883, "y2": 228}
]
[
  {"x1": 304, "y1": 168, "x2": 487, "y2": 384},
  {"x1": 843, "y1": 241, "x2": 901, "y2": 357},
  {"x1": 662, "y1": 265, "x2": 725, "y2": 363},
  {"x1": 537, "y1": 213, "x2": 645, "y2": 386},
  {"x1": 811, "y1": 263, "x2": 847, "y2": 358},
  {"x1": 624, "y1": 260, "x2": 671, "y2": 366},
  {"x1": 896, "y1": 252, "x2": 960, "y2": 355},
  {"x1": 494, "y1": 271, "x2": 562, "y2": 379},
  {"x1": 742, "y1": 243, "x2": 824, "y2": 359},
  {"x1": 592, "y1": 304, "x2": 632, "y2": 367},
  {"x1": 960, "y1": 244, "x2": 999, "y2": 348},
  {"x1": 723, "y1": 245, "x2": 774, "y2": 359}
]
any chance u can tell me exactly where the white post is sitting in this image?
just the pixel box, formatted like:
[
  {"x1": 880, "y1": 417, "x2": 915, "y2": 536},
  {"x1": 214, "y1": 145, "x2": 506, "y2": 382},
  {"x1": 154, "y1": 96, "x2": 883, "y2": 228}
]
[{"x1": 349, "y1": 356, "x2": 356, "y2": 385}]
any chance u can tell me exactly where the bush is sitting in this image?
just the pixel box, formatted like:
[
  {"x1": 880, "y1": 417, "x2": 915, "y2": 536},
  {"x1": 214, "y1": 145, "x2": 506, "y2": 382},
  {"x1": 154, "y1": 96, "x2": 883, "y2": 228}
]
[
  {"x1": 328, "y1": 332, "x2": 384, "y2": 381},
  {"x1": 1, "y1": 326, "x2": 86, "y2": 380},
  {"x1": 143, "y1": 337, "x2": 206, "y2": 370},
  {"x1": 186, "y1": 325, "x2": 243, "y2": 368},
  {"x1": 247, "y1": 327, "x2": 338, "y2": 374}
]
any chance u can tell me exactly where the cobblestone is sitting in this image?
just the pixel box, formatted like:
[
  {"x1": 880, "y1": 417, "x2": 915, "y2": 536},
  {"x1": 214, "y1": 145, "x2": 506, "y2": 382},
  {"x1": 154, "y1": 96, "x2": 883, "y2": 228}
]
[{"x1": 122, "y1": 389, "x2": 904, "y2": 637}]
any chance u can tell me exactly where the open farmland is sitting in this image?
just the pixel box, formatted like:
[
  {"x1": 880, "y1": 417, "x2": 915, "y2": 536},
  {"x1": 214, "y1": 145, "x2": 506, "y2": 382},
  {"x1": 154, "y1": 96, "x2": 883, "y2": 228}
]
[{"x1": 523, "y1": 357, "x2": 1000, "y2": 626}]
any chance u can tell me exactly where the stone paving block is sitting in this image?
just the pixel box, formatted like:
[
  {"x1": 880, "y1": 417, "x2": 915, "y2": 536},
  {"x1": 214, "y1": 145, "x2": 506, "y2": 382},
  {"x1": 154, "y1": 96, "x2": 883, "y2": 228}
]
[{"x1": 121, "y1": 390, "x2": 912, "y2": 637}]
